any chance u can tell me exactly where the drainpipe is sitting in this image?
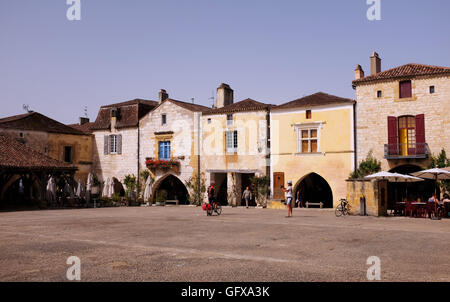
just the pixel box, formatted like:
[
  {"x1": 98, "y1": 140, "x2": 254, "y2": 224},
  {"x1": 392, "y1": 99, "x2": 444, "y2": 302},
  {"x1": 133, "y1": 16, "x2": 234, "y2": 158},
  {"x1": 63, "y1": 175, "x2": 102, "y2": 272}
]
[
  {"x1": 137, "y1": 123, "x2": 140, "y2": 200},
  {"x1": 197, "y1": 112, "x2": 201, "y2": 204},
  {"x1": 353, "y1": 102, "x2": 358, "y2": 172}
]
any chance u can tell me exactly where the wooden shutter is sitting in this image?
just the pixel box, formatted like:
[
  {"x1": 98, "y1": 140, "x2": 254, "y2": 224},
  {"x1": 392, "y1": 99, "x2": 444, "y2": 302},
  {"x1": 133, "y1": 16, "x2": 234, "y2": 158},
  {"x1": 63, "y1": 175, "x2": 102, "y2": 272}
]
[
  {"x1": 104, "y1": 135, "x2": 109, "y2": 155},
  {"x1": 117, "y1": 134, "x2": 122, "y2": 154},
  {"x1": 415, "y1": 114, "x2": 425, "y2": 154},
  {"x1": 399, "y1": 81, "x2": 412, "y2": 98},
  {"x1": 387, "y1": 116, "x2": 398, "y2": 155}
]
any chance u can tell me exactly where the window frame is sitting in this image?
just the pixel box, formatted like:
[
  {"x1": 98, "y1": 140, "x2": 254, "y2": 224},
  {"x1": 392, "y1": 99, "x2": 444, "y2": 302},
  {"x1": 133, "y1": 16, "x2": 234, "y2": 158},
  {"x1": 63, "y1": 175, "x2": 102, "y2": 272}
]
[
  {"x1": 377, "y1": 90, "x2": 382, "y2": 98},
  {"x1": 158, "y1": 141, "x2": 171, "y2": 160},
  {"x1": 399, "y1": 80, "x2": 412, "y2": 99},
  {"x1": 294, "y1": 123, "x2": 322, "y2": 154},
  {"x1": 225, "y1": 130, "x2": 238, "y2": 153},
  {"x1": 161, "y1": 114, "x2": 167, "y2": 125},
  {"x1": 429, "y1": 86, "x2": 435, "y2": 94},
  {"x1": 64, "y1": 146, "x2": 73, "y2": 163},
  {"x1": 109, "y1": 134, "x2": 118, "y2": 154}
]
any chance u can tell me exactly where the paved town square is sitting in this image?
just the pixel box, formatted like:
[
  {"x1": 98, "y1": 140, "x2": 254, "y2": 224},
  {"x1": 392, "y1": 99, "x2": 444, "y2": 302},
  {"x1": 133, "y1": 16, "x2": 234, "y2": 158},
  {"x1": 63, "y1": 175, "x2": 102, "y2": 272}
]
[{"x1": 0, "y1": 206, "x2": 448, "y2": 282}]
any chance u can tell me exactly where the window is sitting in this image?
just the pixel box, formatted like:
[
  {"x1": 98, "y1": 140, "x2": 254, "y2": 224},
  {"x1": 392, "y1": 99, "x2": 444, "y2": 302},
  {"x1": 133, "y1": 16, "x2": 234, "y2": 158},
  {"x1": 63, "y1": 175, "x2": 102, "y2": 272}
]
[
  {"x1": 109, "y1": 135, "x2": 118, "y2": 154},
  {"x1": 64, "y1": 146, "x2": 73, "y2": 163},
  {"x1": 306, "y1": 110, "x2": 312, "y2": 119},
  {"x1": 227, "y1": 114, "x2": 233, "y2": 126},
  {"x1": 19, "y1": 132, "x2": 24, "y2": 138},
  {"x1": 387, "y1": 114, "x2": 425, "y2": 156},
  {"x1": 207, "y1": 118, "x2": 211, "y2": 124},
  {"x1": 226, "y1": 130, "x2": 238, "y2": 153},
  {"x1": 377, "y1": 90, "x2": 382, "y2": 98},
  {"x1": 298, "y1": 128, "x2": 318, "y2": 153},
  {"x1": 399, "y1": 80, "x2": 412, "y2": 98},
  {"x1": 429, "y1": 86, "x2": 435, "y2": 94},
  {"x1": 159, "y1": 141, "x2": 171, "y2": 160},
  {"x1": 161, "y1": 114, "x2": 167, "y2": 125},
  {"x1": 104, "y1": 134, "x2": 122, "y2": 155}
]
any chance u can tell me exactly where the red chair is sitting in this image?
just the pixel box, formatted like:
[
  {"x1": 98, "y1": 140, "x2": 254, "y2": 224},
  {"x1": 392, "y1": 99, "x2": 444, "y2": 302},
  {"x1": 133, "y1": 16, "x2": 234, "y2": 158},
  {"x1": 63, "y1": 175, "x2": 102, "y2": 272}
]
[{"x1": 405, "y1": 201, "x2": 416, "y2": 217}]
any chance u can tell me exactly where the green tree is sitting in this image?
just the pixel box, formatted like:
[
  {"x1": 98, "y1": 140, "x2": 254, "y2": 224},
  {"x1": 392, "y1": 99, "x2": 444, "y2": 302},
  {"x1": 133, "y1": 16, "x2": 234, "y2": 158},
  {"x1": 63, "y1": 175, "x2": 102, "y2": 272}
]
[
  {"x1": 185, "y1": 172, "x2": 207, "y2": 206},
  {"x1": 349, "y1": 151, "x2": 382, "y2": 179},
  {"x1": 123, "y1": 174, "x2": 137, "y2": 198},
  {"x1": 428, "y1": 149, "x2": 450, "y2": 193},
  {"x1": 250, "y1": 175, "x2": 270, "y2": 207}
]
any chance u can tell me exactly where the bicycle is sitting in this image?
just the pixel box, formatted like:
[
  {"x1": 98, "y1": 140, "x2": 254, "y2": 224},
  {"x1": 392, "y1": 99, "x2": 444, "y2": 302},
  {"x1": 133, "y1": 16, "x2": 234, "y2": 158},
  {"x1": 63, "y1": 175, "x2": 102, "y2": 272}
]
[
  {"x1": 206, "y1": 200, "x2": 222, "y2": 216},
  {"x1": 335, "y1": 198, "x2": 349, "y2": 217}
]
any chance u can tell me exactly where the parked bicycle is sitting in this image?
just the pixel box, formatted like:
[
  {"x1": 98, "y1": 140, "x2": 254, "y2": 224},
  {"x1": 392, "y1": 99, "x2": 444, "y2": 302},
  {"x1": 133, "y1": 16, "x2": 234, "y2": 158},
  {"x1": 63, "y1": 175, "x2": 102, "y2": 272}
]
[{"x1": 335, "y1": 198, "x2": 349, "y2": 217}]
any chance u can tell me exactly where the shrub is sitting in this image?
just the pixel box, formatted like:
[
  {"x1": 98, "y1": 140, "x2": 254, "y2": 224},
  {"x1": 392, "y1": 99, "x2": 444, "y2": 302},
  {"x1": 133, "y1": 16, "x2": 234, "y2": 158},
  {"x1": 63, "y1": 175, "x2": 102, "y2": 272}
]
[
  {"x1": 349, "y1": 151, "x2": 381, "y2": 179},
  {"x1": 185, "y1": 172, "x2": 206, "y2": 205}
]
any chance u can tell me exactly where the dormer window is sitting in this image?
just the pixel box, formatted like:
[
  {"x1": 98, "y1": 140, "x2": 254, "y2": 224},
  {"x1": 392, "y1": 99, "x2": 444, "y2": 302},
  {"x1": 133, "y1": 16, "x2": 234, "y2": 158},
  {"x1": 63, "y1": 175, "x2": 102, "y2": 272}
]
[{"x1": 399, "y1": 80, "x2": 412, "y2": 99}]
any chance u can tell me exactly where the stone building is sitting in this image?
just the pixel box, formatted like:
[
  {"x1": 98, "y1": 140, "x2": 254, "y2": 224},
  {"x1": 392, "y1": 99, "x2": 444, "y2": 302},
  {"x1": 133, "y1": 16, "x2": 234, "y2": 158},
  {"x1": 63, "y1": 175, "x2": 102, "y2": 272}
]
[
  {"x1": 270, "y1": 92, "x2": 356, "y2": 208},
  {"x1": 0, "y1": 111, "x2": 92, "y2": 182},
  {"x1": 138, "y1": 90, "x2": 210, "y2": 204},
  {"x1": 90, "y1": 99, "x2": 158, "y2": 195},
  {"x1": 352, "y1": 52, "x2": 450, "y2": 212},
  {"x1": 201, "y1": 83, "x2": 272, "y2": 206}
]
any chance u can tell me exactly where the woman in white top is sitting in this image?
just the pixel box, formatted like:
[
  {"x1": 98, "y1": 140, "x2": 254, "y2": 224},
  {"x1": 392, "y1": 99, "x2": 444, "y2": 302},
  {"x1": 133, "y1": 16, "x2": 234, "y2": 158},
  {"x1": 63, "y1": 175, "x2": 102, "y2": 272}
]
[{"x1": 283, "y1": 180, "x2": 293, "y2": 217}]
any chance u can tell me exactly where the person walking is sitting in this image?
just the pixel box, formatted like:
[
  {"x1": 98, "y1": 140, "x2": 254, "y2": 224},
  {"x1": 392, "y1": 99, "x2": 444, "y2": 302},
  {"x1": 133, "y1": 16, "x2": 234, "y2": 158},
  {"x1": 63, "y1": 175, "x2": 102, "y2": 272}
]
[
  {"x1": 207, "y1": 182, "x2": 216, "y2": 209},
  {"x1": 283, "y1": 180, "x2": 293, "y2": 217},
  {"x1": 242, "y1": 186, "x2": 252, "y2": 208},
  {"x1": 296, "y1": 190, "x2": 303, "y2": 208}
]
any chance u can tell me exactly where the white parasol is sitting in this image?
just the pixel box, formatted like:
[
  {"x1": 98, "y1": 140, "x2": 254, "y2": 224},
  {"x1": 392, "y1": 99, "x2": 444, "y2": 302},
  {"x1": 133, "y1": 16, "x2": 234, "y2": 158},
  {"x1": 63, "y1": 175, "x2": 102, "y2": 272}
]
[
  {"x1": 143, "y1": 176, "x2": 153, "y2": 202},
  {"x1": 411, "y1": 168, "x2": 450, "y2": 198},
  {"x1": 102, "y1": 177, "x2": 111, "y2": 197}
]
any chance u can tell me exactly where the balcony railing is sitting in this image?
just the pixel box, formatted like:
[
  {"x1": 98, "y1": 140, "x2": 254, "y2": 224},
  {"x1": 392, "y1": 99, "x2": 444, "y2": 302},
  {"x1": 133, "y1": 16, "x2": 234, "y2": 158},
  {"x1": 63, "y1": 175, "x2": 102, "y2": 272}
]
[{"x1": 384, "y1": 143, "x2": 429, "y2": 159}]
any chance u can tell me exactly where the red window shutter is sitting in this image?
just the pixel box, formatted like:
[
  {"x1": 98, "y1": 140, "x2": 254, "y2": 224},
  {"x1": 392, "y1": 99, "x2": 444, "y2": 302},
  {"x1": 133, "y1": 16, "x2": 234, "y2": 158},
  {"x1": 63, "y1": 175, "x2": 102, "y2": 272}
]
[
  {"x1": 387, "y1": 116, "x2": 398, "y2": 155},
  {"x1": 415, "y1": 114, "x2": 425, "y2": 154},
  {"x1": 400, "y1": 81, "x2": 412, "y2": 98}
]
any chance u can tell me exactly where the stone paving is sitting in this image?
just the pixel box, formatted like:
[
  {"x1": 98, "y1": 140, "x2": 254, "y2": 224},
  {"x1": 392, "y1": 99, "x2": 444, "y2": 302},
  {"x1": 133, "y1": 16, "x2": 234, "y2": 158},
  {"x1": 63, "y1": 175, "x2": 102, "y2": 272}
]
[{"x1": 0, "y1": 206, "x2": 449, "y2": 281}]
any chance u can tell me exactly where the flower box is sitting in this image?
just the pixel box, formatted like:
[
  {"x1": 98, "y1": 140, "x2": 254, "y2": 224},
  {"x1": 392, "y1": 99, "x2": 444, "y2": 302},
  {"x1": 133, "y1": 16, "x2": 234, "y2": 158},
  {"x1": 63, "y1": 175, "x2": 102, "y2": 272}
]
[{"x1": 145, "y1": 158, "x2": 180, "y2": 170}]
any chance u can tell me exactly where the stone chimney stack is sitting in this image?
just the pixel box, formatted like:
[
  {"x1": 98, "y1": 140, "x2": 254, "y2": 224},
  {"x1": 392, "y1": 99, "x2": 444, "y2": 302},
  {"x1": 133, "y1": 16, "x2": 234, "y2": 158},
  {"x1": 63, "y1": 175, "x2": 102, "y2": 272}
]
[
  {"x1": 355, "y1": 64, "x2": 365, "y2": 80},
  {"x1": 79, "y1": 117, "x2": 89, "y2": 125},
  {"x1": 370, "y1": 51, "x2": 381, "y2": 75},
  {"x1": 216, "y1": 83, "x2": 233, "y2": 108},
  {"x1": 158, "y1": 89, "x2": 169, "y2": 104}
]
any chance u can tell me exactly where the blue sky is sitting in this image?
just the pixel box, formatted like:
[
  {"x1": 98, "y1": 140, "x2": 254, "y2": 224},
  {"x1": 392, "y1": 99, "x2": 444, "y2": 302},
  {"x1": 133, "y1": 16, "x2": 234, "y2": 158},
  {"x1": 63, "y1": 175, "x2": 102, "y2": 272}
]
[{"x1": 1, "y1": 0, "x2": 449, "y2": 123}]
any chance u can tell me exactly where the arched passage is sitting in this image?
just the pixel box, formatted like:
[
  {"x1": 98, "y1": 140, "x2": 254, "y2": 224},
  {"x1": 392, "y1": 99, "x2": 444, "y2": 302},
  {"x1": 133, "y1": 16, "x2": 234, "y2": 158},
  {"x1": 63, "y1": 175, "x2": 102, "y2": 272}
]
[
  {"x1": 294, "y1": 173, "x2": 333, "y2": 208},
  {"x1": 152, "y1": 174, "x2": 189, "y2": 205},
  {"x1": 388, "y1": 164, "x2": 437, "y2": 207}
]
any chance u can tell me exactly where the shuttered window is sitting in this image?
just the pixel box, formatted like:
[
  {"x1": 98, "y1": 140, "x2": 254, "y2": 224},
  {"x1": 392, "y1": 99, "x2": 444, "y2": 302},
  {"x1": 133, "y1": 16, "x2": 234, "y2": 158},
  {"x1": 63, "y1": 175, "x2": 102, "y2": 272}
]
[
  {"x1": 399, "y1": 80, "x2": 412, "y2": 98},
  {"x1": 105, "y1": 134, "x2": 122, "y2": 155}
]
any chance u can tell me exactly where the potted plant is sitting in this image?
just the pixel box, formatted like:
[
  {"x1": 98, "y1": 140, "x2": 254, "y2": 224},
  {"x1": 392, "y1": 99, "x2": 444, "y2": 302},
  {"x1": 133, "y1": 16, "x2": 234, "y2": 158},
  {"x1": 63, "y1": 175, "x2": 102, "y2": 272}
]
[
  {"x1": 91, "y1": 174, "x2": 101, "y2": 195},
  {"x1": 155, "y1": 191, "x2": 166, "y2": 206}
]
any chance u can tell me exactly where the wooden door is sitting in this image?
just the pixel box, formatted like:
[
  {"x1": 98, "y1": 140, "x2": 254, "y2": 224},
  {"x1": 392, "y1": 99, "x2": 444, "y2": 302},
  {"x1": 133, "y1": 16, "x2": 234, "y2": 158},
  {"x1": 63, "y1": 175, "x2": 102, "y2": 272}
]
[{"x1": 273, "y1": 172, "x2": 285, "y2": 200}]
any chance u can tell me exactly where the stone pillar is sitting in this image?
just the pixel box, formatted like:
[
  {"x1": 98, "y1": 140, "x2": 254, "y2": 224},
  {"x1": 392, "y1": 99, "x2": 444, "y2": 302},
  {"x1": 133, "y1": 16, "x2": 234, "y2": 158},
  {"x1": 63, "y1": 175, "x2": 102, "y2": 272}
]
[{"x1": 227, "y1": 172, "x2": 236, "y2": 207}]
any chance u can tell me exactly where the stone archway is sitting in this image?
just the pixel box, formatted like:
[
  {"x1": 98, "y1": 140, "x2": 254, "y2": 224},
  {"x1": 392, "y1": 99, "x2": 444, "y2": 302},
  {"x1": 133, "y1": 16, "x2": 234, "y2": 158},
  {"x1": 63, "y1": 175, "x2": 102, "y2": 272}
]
[
  {"x1": 293, "y1": 173, "x2": 333, "y2": 208},
  {"x1": 151, "y1": 173, "x2": 189, "y2": 204}
]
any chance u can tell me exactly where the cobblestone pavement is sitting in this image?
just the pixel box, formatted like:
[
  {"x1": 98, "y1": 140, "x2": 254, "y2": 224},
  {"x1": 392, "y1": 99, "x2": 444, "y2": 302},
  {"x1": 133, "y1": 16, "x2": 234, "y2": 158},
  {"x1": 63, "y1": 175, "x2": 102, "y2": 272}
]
[{"x1": 0, "y1": 206, "x2": 449, "y2": 281}]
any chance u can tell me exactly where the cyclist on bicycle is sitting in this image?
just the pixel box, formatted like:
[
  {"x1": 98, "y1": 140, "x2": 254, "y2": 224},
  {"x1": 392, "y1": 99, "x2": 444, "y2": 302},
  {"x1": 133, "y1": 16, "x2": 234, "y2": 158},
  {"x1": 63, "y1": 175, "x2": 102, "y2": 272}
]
[{"x1": 207, "y1": 182, "x2": 216, "y2": 210}]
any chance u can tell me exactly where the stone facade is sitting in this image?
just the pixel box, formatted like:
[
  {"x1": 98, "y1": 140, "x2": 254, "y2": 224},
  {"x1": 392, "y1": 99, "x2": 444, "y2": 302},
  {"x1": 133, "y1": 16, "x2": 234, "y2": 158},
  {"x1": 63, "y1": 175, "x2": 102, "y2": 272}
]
[
  {"x1": 355, "y1": 74, "x2": 450, "y2": 171},
  {"x1": 270, "y1": 103, "x2": 355, "y2": 208},
  {"x1": 139, "y1": 100, "x2": 199, "y2": 199},
  {"x1": 201, "y1": 110, "x2": 270, "y2": 206}
]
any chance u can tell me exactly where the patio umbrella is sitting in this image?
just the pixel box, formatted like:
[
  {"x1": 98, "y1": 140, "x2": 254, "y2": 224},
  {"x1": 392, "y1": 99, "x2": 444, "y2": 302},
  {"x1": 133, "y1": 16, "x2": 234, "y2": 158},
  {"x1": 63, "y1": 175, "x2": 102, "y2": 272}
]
[
  {"x1": 143, "y1": 176, "x2": 153, "y2": 202},
  {"x1": 86, "y1": 173, "x2": 93, "y2": 192},
  {"x1": 102, "y1": 178, "x2": 111, "y2": 197},
  {"x1": 76, "y1": 179, "x2": 82, "y2": 198},
  {"x1": 365, "y1": 172, "x2": 423, "y2": 202},
  {"x1": 390, "y1": 173, "x2": 424, "y2": 199},
  {"x1": 46, "y1": 176, "x2": 56, "y2": 202},
  {"x1": 108, "y1": 178, "x2": 114, "y2": 198},
  {"x1": 411, "y1": 168, "x2": 450, "y2": 198}
]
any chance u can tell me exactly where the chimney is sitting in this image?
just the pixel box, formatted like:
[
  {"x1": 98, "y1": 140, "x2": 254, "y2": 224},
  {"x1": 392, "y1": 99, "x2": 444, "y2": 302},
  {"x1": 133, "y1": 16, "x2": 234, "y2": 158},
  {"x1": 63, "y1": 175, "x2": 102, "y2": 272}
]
[
  {"x1": 355, "y1": 64, "x2": 365, "y2": 80},
  {"x1": 158, "y1": 89, "x2": 169, "y2": 104},
  {"x1": 216, "y1": 83, "x2": 233, "y2": 108},
  {"x1": 370, "y1": 51, "x2": 381, "y2": 75},
  {"x1": 79, "y1": 117, "x2": 89, "y2": 125}
]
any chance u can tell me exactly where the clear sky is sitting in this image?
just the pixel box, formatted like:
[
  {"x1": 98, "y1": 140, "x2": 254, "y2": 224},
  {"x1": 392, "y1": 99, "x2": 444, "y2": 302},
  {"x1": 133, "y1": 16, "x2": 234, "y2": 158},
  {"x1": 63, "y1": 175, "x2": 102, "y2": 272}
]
[{"x1": 1, "y1": 0, "x2": 449, "y2": 124}]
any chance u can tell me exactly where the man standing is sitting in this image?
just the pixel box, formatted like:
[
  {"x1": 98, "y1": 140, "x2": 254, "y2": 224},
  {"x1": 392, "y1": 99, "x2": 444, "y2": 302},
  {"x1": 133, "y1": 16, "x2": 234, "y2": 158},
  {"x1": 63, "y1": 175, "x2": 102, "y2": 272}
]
[
  {"x1": 242, "y1": 186, "x2": 252, "y2": 208},
  {"x1": 283, "y1": 180, "x2": 293, "y2": 217}
]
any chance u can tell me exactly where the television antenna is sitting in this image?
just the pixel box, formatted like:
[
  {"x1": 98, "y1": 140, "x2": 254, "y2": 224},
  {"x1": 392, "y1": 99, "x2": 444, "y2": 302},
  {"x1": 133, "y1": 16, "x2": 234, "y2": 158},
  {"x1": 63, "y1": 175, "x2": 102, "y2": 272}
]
[
  {"x1": 22, "y1": 104, "x2": 31, "y2": 113},
  {"x1": 209, "y1": 90, "x2": 215, "y2": 108},
  {"x1": 191, "y1": 97, "x2": 195, "y2": 104},
  {"x1": 84, "y1": 106, "x2": 88, "y2": 118}
]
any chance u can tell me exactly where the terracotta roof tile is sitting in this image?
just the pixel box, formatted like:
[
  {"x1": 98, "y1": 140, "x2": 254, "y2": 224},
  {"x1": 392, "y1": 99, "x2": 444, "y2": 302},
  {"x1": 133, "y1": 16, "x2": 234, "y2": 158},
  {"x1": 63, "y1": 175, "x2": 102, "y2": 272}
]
[
  {"x1": 203, "y1": 98, "x2": 273, "y2": 115},
  {"x1": 90, "y1": 99, "x2": 158, "y2": 130},
  {"x1": 273, "y1": 92, "x2": 355, "y2": 110},
  {"x1": 0, "y1": 112, "x2": 86, "y2": 135},
  {"x1": 353, "y1": 63, "x2": 450, "y2": 85},
  {"x1": 0, "y1": 134, "x2": 76, "y2": 170}
]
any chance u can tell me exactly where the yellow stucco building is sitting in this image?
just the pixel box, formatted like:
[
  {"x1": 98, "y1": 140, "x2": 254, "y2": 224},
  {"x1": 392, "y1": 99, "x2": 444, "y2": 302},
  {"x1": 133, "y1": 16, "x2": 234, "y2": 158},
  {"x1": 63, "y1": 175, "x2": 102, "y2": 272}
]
[{"x1": 270, "y1": 92, "x2": 356, "y2": 208}]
